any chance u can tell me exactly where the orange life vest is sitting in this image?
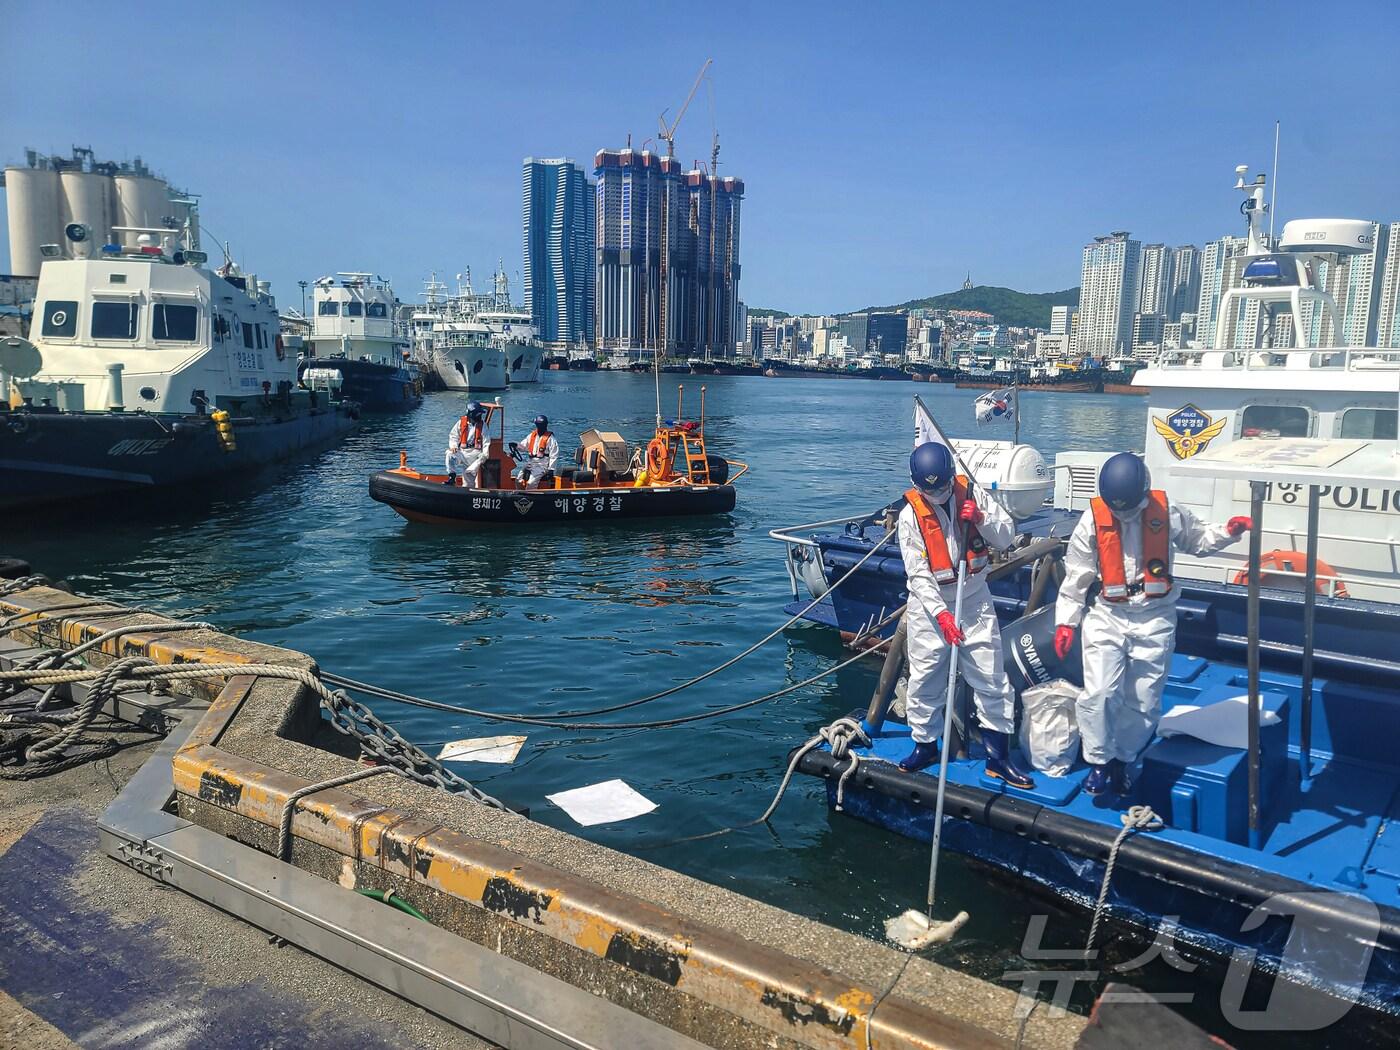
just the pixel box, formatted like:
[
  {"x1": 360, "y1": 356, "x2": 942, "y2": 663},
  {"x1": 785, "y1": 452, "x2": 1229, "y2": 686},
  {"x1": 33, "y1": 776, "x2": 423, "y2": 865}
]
[
  {"x1": 1091, "y1": 490, "x2": 1171, "y2": 601},
  {"x1": 457, "y1": 416, "x2": 481, "y2": 449},
  {"x1": 523, "y1": 430, "x2": 553, "y2": 458},
  {"x1": 904, "y1": 477, "x2": 988, "y2": 584}
]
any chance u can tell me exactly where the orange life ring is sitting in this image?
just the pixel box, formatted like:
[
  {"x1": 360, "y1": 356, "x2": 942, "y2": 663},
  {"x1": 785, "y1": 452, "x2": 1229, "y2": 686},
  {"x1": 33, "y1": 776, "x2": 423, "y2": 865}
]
[
  {"x1": 1231, "y1": 549, "x2": 1350, "y2": 598},
  {"x1": 275, "y1": 333, "x2": 286, "y2": 361},
  {"x1": 646, "y1": 437, "x2": 671, "y2": 479}
]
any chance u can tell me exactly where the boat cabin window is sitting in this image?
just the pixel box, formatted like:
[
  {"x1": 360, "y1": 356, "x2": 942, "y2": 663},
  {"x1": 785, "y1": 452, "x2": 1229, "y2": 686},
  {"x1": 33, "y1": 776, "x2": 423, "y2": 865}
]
[
  {"x1": 152, "y1": 302, "x2": 199, "y2": 342},
  {"x1": 41, "y1": 300, "x2": 78, "y2": 338},
  {"x1": 344, "y1": 301, "x2": 363, "y2": 317},
  {"x1": 1340, "y1": 407, "x2": 1398, "y2": 440},
  {"x1": 91, "y1": 301, "x2": 140, "y2": 340},
  {"x1": 1240, "y1": 404, "x2": 1311, "y2": 439},
  {"x1": 242, "y1": 322, "x2": 255, "y2": 349},
  {"x1": 366, "y1": 302, "x2": 387, "y2": 318},
  {"x1": 317, "y1": 301, "x2": 339, "y2": 316},
  {"x1": 255, "y1": 324, "x2": 266, "y2": 350}
]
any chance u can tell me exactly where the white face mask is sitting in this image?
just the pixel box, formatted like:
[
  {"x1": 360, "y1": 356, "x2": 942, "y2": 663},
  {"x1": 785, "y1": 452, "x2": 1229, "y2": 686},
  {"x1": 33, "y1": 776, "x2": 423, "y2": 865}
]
[
  {"x1": 1113, "y1": 496, "x2": 1148, "y2": 523},
  {"x1": 921, "y1": 481, "x2": 953, "y2": 504}
]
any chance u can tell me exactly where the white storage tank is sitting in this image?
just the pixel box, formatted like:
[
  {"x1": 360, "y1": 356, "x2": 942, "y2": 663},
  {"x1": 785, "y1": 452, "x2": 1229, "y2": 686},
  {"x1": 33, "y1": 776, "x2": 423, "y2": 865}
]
[
  {"x1": 60, "y1": 170, "x2": 115, "y2": 248},
  {"x1": 114, "y1": 173, "x2": 169, "y2": 247},
  {"x1": 5, "y1": 165, "x2": 64, "y2": 276},
  {"x1": 951, "y1": 439, "x2": 1053, "y2": 520}
]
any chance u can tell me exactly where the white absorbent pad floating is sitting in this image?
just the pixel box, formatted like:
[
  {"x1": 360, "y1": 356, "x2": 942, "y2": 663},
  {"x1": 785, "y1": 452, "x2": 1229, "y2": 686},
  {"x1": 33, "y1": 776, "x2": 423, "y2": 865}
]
[
  {"x1": 546, "y1": 779, "x2": 658, "y2": 826},
  {"x1": 436, "y1": 736, "x2": 527, "y2": 764},
  {"x1": 1157, "y1": 695, "x2": 1280, "y2": 750}
]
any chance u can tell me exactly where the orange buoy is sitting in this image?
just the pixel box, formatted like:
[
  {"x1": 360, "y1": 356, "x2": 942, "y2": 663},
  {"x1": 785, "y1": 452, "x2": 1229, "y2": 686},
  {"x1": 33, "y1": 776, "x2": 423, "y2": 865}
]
[{"x1": 1231, "y1": 550, "x2": 1350, "y2": 598}]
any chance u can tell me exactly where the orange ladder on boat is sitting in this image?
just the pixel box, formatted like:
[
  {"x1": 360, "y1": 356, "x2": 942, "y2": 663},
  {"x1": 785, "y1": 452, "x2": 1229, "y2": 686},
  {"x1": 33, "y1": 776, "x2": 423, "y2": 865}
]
[{"x1": 679, "y1": 432, "x2": 709, "y2": 483}]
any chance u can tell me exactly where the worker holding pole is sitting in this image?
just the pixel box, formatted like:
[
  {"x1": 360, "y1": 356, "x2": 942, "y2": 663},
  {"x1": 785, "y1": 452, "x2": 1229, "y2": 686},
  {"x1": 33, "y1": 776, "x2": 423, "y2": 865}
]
[{"x1": 896, "y1": 440, "x2": 1036, "y2": 789}]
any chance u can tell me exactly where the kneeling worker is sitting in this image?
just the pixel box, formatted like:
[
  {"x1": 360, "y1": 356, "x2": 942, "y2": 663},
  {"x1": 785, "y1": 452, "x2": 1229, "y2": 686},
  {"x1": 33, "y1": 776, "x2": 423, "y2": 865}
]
[
  {"x1": 897, "y1": 441, "x2": 1035, "y2": 789},
  {"x1": 444, "y1": 401, "x2": 488, "y2": 486},
  {"x1": 514, "y1": 415, "x2": 559, "y2": 489},
  {"x1": 1053, "y1": 453, "x2": 1251, "y2": 795}
]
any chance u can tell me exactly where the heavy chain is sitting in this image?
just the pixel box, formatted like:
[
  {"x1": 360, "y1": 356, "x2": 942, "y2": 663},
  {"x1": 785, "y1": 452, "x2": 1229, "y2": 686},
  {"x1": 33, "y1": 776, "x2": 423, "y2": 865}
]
[{"x1": 320, "y1": 687, "x2": 507, "y2": 809}]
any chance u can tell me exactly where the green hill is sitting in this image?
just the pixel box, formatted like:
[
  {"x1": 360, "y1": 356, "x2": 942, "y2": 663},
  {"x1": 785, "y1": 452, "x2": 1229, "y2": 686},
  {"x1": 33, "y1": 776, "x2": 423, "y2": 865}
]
[{"x1": 869, "y1": 286, "x2": 1080, "y2": 329}]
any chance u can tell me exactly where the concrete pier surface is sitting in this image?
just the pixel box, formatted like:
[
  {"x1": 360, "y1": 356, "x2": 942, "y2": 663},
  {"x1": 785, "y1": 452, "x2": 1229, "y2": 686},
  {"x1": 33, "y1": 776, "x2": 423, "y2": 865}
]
[{"x1": 0, "y1": 577, "x2": 1091, "y2": 1050}]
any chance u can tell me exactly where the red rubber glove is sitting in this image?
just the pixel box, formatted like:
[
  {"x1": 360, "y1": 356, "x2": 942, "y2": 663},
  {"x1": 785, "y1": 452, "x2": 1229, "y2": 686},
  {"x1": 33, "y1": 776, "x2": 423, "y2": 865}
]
[
  {"x1": 936, "y1": 611, "x2": 965, "y2": 646},
  {"x1": 1227, "y1": 516, "x2": 1252, "y2": 537},
  {"x1": 959, "y1": 499, "x2": 983, "y2": 525},
  {"x1": 1054, "y1": 624, "x2": 1076, "y2": 660}
]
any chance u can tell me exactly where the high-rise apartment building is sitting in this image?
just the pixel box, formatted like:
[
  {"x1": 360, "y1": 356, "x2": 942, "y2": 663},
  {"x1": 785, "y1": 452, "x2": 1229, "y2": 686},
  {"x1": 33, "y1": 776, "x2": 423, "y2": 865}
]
[
  {"x1": 1137, "y1": 244, "x2": 1172, "y2": 317},
  {"x1": 522, "y1": 158, "x2": 595, "y2": 346},
  {"x1": 1194, "y1": 235, "x2": 1248, "y2": 348},
  {"x1": 1050, "y1": 305, "x2": 1071, "y2": 336},
  {"x1": 1167, "y1": 245, "x2": 1202, "y2": 322},
  {"x1": 1078, "y1": 232, "x2": 1141, "y2": 358},
  {"x1": 592, "y1": 148, "x2": 743, "y2": 356},
  {"x1": 1376, "y1": 223, "x2": 1400, "y2": 348},
  {"x1": 1341, "y1": 222, "x2": 1391, "y2": 346}
]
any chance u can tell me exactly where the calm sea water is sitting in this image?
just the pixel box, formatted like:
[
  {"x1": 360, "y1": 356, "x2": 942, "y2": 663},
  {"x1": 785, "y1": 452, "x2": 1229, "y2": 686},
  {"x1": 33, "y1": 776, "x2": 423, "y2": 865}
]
[{"x1": 7, "y1": 374, "x2": 1146, "y2": 989}]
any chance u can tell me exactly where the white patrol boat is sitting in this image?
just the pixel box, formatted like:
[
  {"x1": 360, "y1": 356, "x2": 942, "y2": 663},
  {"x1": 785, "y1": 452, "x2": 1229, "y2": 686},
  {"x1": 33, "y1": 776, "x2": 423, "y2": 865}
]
[
  {"x1": 478, "y1": 264, "x2": 542, "y2": 384},
  {"x1": 0, "y1": 221, "x2": 357, "y2": 510},
  {"x1": 299, "y1": 273, "x2": 422, "y2": 412},
  {"x1": 1058, "y1": 164, "x2": 1400, "y2": 603},
  {"x1": 425, "y1": 270, "x2": 508, "y2": 392}
]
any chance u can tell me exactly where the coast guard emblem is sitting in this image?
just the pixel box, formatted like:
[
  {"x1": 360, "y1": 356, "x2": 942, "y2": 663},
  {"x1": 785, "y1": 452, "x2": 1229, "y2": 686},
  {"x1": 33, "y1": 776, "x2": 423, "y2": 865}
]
[
  {"x1": 1152, "y1": 404, "x2": 1227, "y2": 460},
  {"x1": 512, "y1": 497, "x2": 534, "y2": 515}
]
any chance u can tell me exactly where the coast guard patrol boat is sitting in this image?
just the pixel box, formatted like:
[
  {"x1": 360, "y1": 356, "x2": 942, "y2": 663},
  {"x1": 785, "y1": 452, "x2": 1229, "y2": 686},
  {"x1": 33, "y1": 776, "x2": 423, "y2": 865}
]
[
  {"x1": 298, "y1": 273, "x2": 422, "y2": 413},
  {"x1": 0, "y1": 222, "x2": 358, "y2": 509},
  {"x1": 768, "y1": 163, "x2": 1400, "y2": 1027}
]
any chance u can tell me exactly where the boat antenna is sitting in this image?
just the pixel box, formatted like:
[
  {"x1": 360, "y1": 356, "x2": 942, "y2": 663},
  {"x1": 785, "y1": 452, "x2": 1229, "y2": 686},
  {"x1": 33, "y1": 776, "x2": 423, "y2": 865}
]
[{"x1": 1269, "y1": 120, "x2": 1280, "y2": 247}]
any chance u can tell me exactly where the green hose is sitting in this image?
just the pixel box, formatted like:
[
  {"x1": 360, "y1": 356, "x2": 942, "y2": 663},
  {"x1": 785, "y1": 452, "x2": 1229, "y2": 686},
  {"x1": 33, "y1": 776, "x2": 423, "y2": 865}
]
[{"x1": 355, "y1": 887, "x2": 429, "y2": 922}]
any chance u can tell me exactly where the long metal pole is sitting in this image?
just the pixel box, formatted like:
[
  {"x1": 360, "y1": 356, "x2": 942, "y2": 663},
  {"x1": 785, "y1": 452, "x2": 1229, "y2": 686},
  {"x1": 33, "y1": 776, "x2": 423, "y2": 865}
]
[
  {"x1": 1247, "y1": 482, "x2": 1265, "y2": 850},
  {"x1": 1299, "y1": 486, "x2": 1320, "y2": 782},
  {"x1": 925, "y1": 556, "x2": 966, "y2": 918}
]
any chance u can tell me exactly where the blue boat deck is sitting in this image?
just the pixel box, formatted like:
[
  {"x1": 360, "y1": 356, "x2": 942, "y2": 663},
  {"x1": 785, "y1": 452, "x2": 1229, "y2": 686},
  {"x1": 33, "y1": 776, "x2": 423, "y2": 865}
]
[{"x1": 831, "y1": 653, "x2": 1400, "y2": 910}]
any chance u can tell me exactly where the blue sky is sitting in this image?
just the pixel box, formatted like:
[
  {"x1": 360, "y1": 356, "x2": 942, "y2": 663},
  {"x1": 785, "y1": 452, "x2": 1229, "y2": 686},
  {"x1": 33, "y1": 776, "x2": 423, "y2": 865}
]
[{"x1": 4, "y1": 0, "x2": 1397, "y2": 314}]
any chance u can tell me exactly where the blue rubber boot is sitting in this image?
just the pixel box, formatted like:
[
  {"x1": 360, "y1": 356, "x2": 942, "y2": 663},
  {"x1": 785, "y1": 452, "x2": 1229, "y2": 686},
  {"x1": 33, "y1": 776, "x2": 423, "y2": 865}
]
[
  {"x1": 1083, "y1": 763, "x2": 1115, "y2": 796},
  {"x1": 1108, "y1": 758, "x2": 1129, "y2": 795},
  {"x1": 981, "y1": 729, "x2": 1035, "y2": 790},
  {"x1": 898, "y1": 740, "x2": 941, "y2": 773}
]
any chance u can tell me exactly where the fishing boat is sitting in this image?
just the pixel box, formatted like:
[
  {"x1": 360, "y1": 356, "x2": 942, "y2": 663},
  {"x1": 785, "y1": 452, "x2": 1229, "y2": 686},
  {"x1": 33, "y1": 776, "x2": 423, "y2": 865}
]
[
  {"x1": 0, "y1": 220, "x2": 357, "y2": 511},
  {"x1": 298, "y1": 273, "x2": 422, "y2": 413},
  {"x1": 369, "y1": 387, "x2": 746, "y2": 525},
  {"x1": 770, "y1": 162, "x2": 1400, "y2": 1021}
]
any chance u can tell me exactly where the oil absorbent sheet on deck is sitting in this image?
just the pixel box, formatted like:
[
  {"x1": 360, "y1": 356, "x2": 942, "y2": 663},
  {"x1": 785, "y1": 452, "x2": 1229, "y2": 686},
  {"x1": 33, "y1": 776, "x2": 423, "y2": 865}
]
[
  {"x1": 1157, "y1": 695, "x2": 1280, "y2": 749},
  {"x1": 546, "y1": 779, "x2": 658, "y2": 826}
]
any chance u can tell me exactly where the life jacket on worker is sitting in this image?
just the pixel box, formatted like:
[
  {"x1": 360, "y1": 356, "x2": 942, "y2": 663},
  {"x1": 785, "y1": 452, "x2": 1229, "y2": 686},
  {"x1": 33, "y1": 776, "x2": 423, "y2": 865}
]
[
  {"x1": 904, "y1": 477, "x2": 988, "y2": 584},
  {"x1": 523, "y1": 429, "x2": 553, "y2": 458},
  {"x1": 1090, "y1": 490, "x2": 1171, "y2": 601},
  {"x1": 457, "y1": 416, "x2": 482, "y2": 449}
]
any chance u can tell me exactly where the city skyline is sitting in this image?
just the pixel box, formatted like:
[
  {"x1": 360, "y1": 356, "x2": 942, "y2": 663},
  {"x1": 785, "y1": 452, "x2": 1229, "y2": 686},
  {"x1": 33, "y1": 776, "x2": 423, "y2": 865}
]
[{"x1": 2, "y1": 1, "x2": 1399, "y2": 315}]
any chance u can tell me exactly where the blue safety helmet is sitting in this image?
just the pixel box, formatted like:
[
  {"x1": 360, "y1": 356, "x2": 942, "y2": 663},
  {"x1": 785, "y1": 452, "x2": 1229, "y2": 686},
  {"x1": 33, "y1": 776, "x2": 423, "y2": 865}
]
[
  {"x1": 534, "y1": 415, "x2": 548, "y2": 432},
  {"x1": 1099, "y1": 452, "x2": 1151, "y2": 517},
  {"x1": 909, "y1": 442, "x2": 956, "y2": 499},
  {"x1": 465, "y1": 400, "x2": 485, "y2": 421}
]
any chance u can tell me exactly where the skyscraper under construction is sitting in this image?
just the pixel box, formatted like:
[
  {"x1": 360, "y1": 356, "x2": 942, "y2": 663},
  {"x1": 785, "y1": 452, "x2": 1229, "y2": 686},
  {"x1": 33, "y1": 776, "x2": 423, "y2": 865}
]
[{"x1": 593, "y1": 147, "x2": 743, "y2": 357}]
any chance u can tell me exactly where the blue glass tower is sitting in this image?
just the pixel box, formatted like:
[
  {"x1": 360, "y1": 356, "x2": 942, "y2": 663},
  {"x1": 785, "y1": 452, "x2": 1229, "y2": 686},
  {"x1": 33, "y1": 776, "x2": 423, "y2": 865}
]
[{"x1": 522, "y1": 158, "x2": 595, "y2": 347}]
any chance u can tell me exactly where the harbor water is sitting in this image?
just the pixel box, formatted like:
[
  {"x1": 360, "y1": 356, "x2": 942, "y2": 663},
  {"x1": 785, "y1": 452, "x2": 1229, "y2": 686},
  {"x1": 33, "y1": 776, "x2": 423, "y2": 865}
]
[{"x1": 7, "y1": 374, "x2": 1145, "y2": 992}]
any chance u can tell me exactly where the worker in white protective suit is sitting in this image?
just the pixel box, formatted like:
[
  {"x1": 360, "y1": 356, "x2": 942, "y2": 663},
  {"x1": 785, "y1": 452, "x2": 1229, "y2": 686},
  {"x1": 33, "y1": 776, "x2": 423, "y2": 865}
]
[
  {"x1": 1053, "y1": 452, "x2": 1251, "y2": 796},
  {"x1": 897, "y1": 441, "x2": 1036, "y2": 789},
  {"x1": 513, "y1": 415, "x2": 559, "y2": 489},
  {"x1": 444, "y1": 401, "x2": 489, "y2": 486}
]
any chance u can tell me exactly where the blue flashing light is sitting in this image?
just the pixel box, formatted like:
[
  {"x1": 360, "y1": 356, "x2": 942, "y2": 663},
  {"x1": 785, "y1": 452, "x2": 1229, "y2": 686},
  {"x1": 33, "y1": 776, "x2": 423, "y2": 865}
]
[{"x1": 101, "y1": 243, "x2": 121, "y2": 254}]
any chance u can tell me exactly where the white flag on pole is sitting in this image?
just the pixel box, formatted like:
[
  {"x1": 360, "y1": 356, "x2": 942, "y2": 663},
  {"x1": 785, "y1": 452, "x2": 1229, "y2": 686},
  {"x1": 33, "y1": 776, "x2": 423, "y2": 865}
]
[{"x1": 973, "y1": 387, "x2": 1017, "y2": 426}]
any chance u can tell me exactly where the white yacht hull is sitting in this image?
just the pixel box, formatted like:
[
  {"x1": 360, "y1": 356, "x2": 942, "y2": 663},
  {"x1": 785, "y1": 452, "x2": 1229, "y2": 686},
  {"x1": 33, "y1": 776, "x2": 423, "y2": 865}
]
[
  {"x1": 434, "y1": 346, "x2": 508, "y2": 391},
  {"x1": 504, "y1": 341, "x2": 543, "y2": 384}
]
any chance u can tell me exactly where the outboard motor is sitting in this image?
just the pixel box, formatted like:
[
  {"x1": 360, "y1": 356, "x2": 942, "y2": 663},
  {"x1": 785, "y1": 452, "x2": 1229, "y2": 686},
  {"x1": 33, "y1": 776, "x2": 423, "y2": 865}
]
[{"x1": 1002, "y1": 605, "x2": 1084, "y2": 692}]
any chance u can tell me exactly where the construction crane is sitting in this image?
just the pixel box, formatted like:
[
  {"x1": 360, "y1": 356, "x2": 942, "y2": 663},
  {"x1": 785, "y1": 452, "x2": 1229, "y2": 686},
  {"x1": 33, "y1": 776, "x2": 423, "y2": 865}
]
[{"x1": 655, "y1": 59, "x2": 712, "y2": 359}]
